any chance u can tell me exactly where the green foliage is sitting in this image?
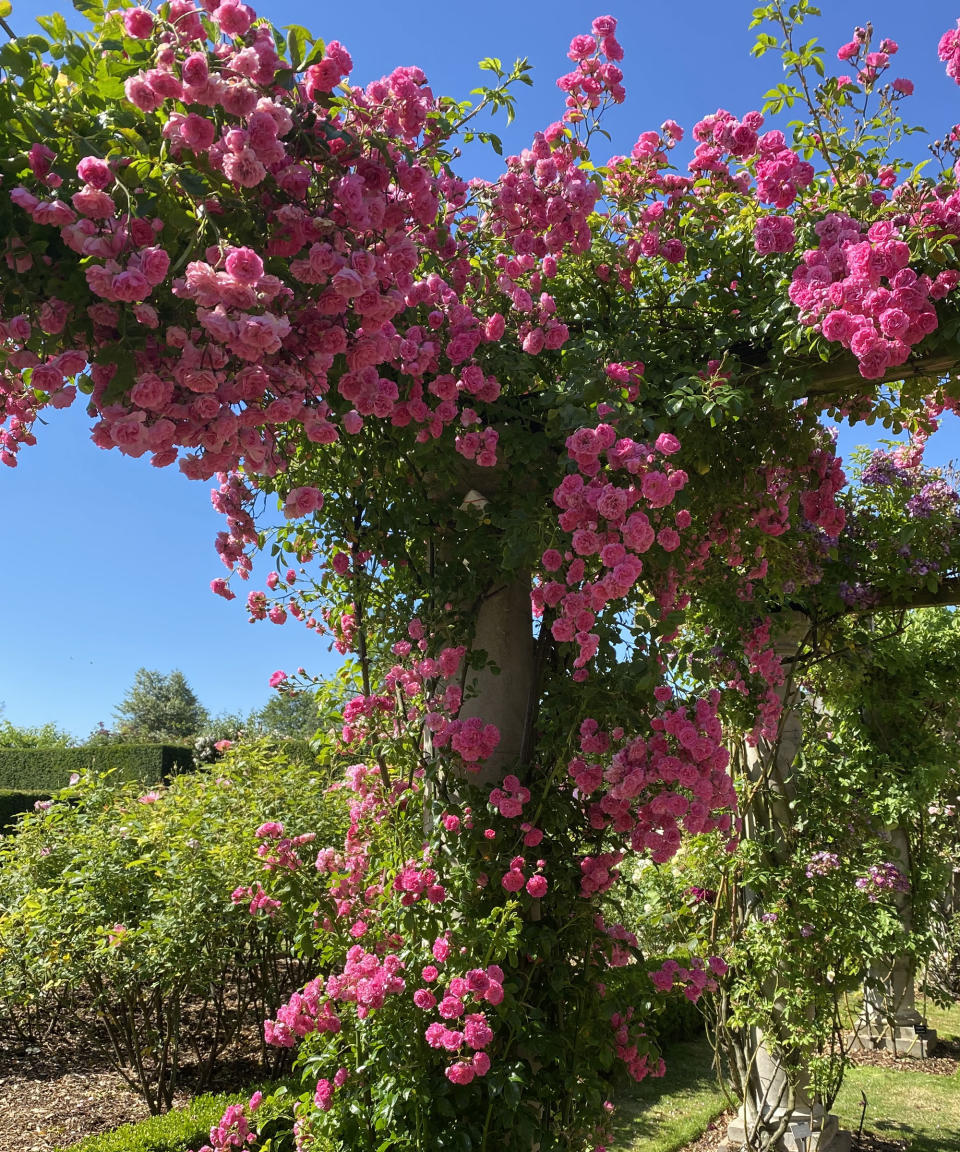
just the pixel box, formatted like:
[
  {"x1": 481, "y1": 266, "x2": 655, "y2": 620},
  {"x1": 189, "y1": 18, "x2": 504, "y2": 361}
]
[
  {"x1": 0, "y1": 718, "x2": 74, "y2": 748},
  {"x1": 0, "y1": 743, "x2": 194, "y2": 791},
  {"x1": 611, "y1": 1039, "x2": 726, "y2": 1152},
  {"x1": 113, "y1": 668, "x2": 209, "y2": 742},
  {"x1": 0, "y1": 742, "x2": 346, "y2": 1113},
  {"x1": 254, "y1": 690, "x2": 323, "y2": 740},
  {"x1": 2, "y1": 0, "x2": 960, "y2": 1147},
  {"x1": 626, "y1": 597, "x2": 960, "y2": 1117},
  {"x1": 56, "y1": 1080, "x2": 299, "y2": 1152}
]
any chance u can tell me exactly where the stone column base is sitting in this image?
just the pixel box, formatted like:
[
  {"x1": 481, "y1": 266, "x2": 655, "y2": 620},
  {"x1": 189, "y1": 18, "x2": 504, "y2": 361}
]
[
  {"x1": 850, "y1": 1024, "x2": 937, "y2": 1058},
  {"x1": 722, "y1": 1109, "x2": 851, "y2": 1151}
]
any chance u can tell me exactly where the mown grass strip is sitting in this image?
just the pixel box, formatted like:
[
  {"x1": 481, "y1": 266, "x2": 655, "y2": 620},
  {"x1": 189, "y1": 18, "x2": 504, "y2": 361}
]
[{"x1": 612, "y1": 1038, "x2": 728, "y2": 1152}]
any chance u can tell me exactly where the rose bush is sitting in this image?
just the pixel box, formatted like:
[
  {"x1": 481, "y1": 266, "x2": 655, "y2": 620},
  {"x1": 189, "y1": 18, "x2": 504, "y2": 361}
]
[{"x1": 0, "y1": 741, "x2": 345, "y2": 1112}]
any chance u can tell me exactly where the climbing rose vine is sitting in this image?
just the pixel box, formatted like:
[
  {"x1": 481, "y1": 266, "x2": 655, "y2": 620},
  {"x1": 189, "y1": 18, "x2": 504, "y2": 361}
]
[{"x1": 5, "y1": 2, "x2": 960, "y2": 1150}]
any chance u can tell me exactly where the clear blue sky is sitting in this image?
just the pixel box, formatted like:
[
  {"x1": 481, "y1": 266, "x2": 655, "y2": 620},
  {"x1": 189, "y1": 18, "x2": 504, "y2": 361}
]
[{"x1": 1, "y1": 1, "x2": 958, "y2": 738}]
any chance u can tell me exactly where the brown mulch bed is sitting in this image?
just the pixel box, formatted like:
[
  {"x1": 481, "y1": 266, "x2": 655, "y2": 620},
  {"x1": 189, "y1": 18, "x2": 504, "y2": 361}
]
[
  {"x1": 0, "y1": 1025, "x2": 172, "y2": 1152},
  {"x1": 848, "y1": 1137, "x2": 909, "y2": 1152},
  {"x1": 846, "y1": 1033, "x2": 960, "y2": 1076},
  {"x1": 0, "y1": 1007, "x2": 270, "y2": 1152},
  {"x1": 0, "y1": 1064, "x2": 163, "y2": 1152}
]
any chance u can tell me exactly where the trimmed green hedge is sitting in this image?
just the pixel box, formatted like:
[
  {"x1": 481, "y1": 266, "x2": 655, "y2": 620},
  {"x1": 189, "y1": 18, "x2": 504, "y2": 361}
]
[
  {"x1": 654, "y1": 992, "x2": 706, "y2": 1045},
  {"x1": 0, "y1": 745, "x2": 195, "y2": 791},
  {"x1": 0, "y1": 788, "x2": 49, "y2": 829}
]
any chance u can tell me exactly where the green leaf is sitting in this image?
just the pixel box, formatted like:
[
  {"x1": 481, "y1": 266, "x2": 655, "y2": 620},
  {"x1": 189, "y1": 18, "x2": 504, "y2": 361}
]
[
  {"x1": 300, "y1": 37, "x2": 326, "y2": 71},
  {"x1": 284, "y1": 24, "x2": 311, "y2": 70}
]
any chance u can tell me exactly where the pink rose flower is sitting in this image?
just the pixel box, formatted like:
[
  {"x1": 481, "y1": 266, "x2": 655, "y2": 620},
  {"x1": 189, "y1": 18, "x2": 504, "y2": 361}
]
[{"x1": 283, "y1": 486, "x2": 324, "y2": 519}]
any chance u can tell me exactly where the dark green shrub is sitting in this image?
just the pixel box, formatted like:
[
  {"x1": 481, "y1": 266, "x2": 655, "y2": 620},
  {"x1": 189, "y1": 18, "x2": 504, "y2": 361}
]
[
  {"x1": 0, "y1": 788, "x2": 49, "y2": 829},
  {"x1": 653, "y1": 989, "x2": 707, "y2": 1044},
  {"x1": 0, "y1": 744, "x2": 195, "y2": 791}
]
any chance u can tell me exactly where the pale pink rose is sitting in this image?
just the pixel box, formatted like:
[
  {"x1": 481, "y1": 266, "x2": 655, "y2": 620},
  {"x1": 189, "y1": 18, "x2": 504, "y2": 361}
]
[{"x1": 283, "y1": 485, "x2": 324, "y2": 519}]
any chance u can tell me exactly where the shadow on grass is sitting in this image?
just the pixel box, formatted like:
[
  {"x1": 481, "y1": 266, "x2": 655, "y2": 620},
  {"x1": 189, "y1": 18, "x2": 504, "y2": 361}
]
[
  {"x1": 612, "y1": 1039, "x2": 727, "y2": 1152},
  {"x1": 864, "y1": 1121, "x2": 960, "y2": 1152}
]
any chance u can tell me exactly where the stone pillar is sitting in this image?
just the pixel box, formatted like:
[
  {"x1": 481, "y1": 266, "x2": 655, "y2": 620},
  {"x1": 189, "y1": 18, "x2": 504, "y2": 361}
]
[
  {"x1": 850, "y1": 826, "x2": 936, "y2": 1058},
  {"x1": 853, "y1": 956, "x2": 936, "y2": 1057},
  {"x1": 726, "y1": 1035, "x2": 849, "y2": 1152},
  {"x1": 429, "y1": 475, "x2": 537, "y2": 787},
  {"x1": 458, "y1": 574, "x2": 535, "y2": 784},
  {"x1": 723, "y1": 616, "x2": 850, "y2": 1152}
]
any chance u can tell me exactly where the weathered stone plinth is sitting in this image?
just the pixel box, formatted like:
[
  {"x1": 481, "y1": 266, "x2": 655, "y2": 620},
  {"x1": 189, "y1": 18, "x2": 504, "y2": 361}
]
[
  {"x1": 724, "y1": 1108, "x2": 850, "y2": 1152},
  {"x1": 850, "y1": 1020, "x2": 937, "y2": 1058},
  {"x1": 853, "y1": 954, "x2": 937, "y2": 1058},
  {"x1": 720, "y1": 1034, "x2": 851, "y2": 1151}
]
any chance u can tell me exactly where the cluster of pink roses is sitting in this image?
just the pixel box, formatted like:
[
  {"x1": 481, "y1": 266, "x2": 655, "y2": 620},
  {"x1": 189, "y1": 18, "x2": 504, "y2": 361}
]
[
  {"x1": 488, "y1": 774, "x2": 531, "y2": 819},
  {"x1": 230, "y1": 881, "x2": 281, "y2": 917},
  {"x1": 433, "y1": 715, "x2": 502, "y2": 767},
  {"x1": 312, "y1": 1067, "x2": 349, "y2": 1112},
  {"x1": 940, "y1": 20, "x2": 960, "y2": 84},
  {"x1": 263, "y1": 977, "x2": 342, "y2": 1048},
  {"x1": 536, "y1": 424, "x2": 687, "y2": 670},
  {"x1": 568, "y1": 693, "x2": 736, "y2": 873},
  {"x1": 836, "y1": 27, "x2": 903, "y2": 89},
  {"x1": 325, "y1": 945, "x2": 406, "y2": 1019},
  {"x1": 790, "y1": 213, "x2": 957, "y2": 379},
  {"x1": 753, "y1": 215, "x2": 796, "y2": 256},
  {"x1": 193, "y1": 1091, "x2": 262, "y2": 1152},
  {"x1": 556, "y1": 16, "x2": 625, "y2": 121},
  {"x1": 734, "y1": 618, "x2": 788, "y2": 744},
  {"x1": 419, "y1": 964, "x2": 503, "y2": 1084},
  {"x1": 393, "y1": 858, "x2": 446, "y2": 906},
  {"x1": 500, "y1": 855, "x2": 548, "y2": 897},
  {"x1": 254, "y1": 821, "x2": 316, "y2": 871},
  {"x1": 750, "y1": 439, "x2": 846, "y2": 552},
  {"x1": 647, "y1": 955, "x2": 728, "y2": 1002},
  {"x1": 2, "y1": 2, "x2": 518, "y2": 477},
  {"x1": 799, "y1": 444, "x2": 847, "y2": 538},
  {"x1": 609, "y1": 1007, "x2": 665, "y2": 1082}
]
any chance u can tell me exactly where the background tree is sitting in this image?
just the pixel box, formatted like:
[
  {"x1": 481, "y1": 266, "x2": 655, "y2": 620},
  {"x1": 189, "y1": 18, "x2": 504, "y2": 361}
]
[
  {"x1": 253, "y1": 689, "x2": 322, "y2": 740},
  {"x1": 112, "y1": 667, "x2": 208, "y2": 743}
]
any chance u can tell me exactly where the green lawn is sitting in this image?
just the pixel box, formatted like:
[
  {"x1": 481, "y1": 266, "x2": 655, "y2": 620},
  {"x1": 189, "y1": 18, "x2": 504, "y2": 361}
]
[
  {"x1": 613, "y1": 1002, "x2": 960, "y2": 1152},
  {"x1": 612, "y1": 1038, "x2": 728, "y2": 1152},
  {"x1": 833, "y1": 1000, "x2": 960, "y2": 1152}
]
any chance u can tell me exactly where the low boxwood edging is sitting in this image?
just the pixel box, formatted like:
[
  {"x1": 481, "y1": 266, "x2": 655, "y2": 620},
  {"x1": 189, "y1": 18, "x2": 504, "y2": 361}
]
[
  {"x1": 0, "y1": 744, "x2": 195, "y2": 791},
  {"x1": 56, "y1": 1081, "x2": 299, "y2": 1152},
  {"x1": 55, "y1": 1089, "x2": 242, "y2": 1152}
]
